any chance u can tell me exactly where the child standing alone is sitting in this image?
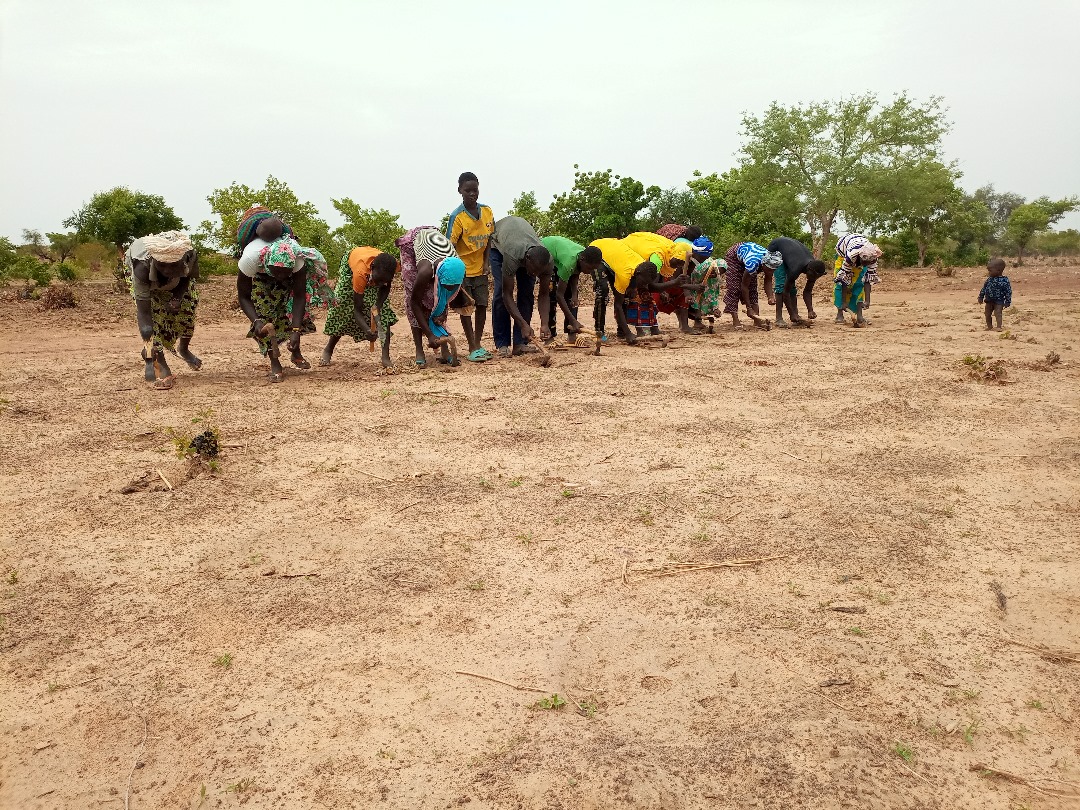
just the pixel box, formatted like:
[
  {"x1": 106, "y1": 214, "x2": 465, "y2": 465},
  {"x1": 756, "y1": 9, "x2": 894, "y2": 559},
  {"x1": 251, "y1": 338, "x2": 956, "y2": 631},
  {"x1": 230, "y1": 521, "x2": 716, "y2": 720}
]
[
  {"x1": 446, "y1": 172, "x2": 495, "y2": 362},
  {"x1": 978, "y1": 257, "x2": 1012, "y2": 331}
]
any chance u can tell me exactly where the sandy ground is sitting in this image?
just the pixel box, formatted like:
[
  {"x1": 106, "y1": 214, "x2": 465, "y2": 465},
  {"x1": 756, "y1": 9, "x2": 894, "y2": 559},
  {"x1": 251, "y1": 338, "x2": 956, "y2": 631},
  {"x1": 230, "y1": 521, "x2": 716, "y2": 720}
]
[{"x1": 1, "y1": 265, "x2": 1079, "y2": 810}]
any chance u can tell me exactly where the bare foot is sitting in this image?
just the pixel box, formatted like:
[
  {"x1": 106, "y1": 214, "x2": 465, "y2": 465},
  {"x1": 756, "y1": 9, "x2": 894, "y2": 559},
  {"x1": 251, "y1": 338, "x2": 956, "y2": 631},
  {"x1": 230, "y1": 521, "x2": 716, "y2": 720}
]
[
  {"x1": 153, "y1": 375, "x2": 176, "y2": 390},
  {"x1": 775, "y1": 319, "x2": 790, "y2": 329},
  {"x1": 178, "y1": 348, "x2": 202, "y2": 370}
]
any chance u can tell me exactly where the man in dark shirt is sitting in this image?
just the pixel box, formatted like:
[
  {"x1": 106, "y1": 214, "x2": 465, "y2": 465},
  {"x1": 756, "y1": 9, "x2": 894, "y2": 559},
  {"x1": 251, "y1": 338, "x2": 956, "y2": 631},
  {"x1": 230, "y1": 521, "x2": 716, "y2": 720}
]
[
  {"x1": 767, "y1": 237, "x2": 827, "y2": 328},
  {"x1": 490, "y1": 216, "x2": 554, "y2": 357}
]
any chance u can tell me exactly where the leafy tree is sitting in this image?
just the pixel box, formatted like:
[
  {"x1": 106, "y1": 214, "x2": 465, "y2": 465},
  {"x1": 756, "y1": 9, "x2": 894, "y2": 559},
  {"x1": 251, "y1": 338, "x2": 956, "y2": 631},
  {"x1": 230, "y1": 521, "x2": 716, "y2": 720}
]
[
  {"x1": 64, "y1": 187, "x2": 184, "y2": 249},
  {"x1": 200, "y1": 175, "x2": 332, "y2": 256},
  {"x1": 547, "y1": 166, "x2": 661, "y2": 243},
  {"x1": 330, "y1": 199, "x2": 404, "y2": 258},
  {"x1": 738, "y1": 92, "x2": 950, "y2": 257},
  {"x1": 507, "y1": 191, "x2": 552, "y2": 237},
  {"x1": 972, "y1": 185, "x2": 1026, "y2": 241},
  {"x1": 0, "y1": 237, "x2": 51, "y2": 290},
  {"x1": 685, "y1": 168, "x2": 803, "y2": 250},
  {"x1": 1033, "y1": 229, "x2": 1080, "y2": 257},
  {"x1": 856, "y1": 159, "x2": 962, "y2": 266},
  {"x1": 642, "y1": 188, "x2": 699, "y2": 232},
  {"x1": 1005, "y1": 197, "x2": 1079, "y2": 264},
  {"x1": 47, "y1": 232, "x2": 81, "y2": 264},
  {"x1": 21, "y1": 229, "x2": 52, "y2": 261},
  {"x1": 947, "y1": 194, "x2": 994, "y2": 260}
]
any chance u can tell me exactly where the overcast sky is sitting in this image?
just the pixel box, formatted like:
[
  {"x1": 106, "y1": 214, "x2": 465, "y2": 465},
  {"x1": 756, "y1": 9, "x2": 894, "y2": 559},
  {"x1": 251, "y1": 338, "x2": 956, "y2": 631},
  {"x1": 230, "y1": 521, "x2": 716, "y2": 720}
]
[{"x1": 2, "y1": 0, "x2": 1078, "y2": 241}]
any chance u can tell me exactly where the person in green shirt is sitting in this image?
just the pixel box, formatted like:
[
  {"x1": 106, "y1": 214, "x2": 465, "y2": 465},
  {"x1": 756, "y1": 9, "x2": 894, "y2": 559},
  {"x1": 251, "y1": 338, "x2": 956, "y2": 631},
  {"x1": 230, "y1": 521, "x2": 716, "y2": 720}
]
[{"x1": 540, "y1": 236, "x2": 604, "y2": 341}]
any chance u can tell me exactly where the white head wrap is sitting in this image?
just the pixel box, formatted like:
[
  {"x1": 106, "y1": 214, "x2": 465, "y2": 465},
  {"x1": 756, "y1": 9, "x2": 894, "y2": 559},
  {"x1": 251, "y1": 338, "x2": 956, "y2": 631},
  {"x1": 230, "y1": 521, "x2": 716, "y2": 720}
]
[{"x1": 140, "y1": 231, "x2": 194, "y2": 263}]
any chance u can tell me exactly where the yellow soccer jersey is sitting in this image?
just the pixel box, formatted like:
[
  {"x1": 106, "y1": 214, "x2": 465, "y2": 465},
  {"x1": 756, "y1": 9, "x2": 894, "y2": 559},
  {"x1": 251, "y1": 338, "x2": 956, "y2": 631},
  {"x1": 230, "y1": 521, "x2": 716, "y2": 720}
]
[{"x1": 446, "y1": 203, "x2": 495, "y2": 278}]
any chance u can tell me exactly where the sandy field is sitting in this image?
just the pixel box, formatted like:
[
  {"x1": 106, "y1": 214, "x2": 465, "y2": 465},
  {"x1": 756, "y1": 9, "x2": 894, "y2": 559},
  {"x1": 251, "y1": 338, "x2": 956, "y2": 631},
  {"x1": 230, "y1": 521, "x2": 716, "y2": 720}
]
[{"x1": 1, "y1": 264, "x2": 1078, "y2": 809}]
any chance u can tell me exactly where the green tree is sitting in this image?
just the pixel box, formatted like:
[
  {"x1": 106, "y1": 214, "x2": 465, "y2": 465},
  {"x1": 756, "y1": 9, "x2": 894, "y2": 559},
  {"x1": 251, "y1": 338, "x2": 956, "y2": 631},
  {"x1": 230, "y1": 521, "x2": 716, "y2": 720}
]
[
  {"x1": 972, "y1": 185, "x2": 1026, "y2": 241},
  {"x1": 63, "y1": 187, "x2": 184, "y2": 249},
  {"x1": 1005, "y1": 197, "x2": 1080, "y2": 264},
  {"x1": 0, "y1": 237, "x2": 51, "y2": 290},
  {"x1": 947, "y1": 194, "x2": 994, "y2": 261},
  {"x1": 548, "y1": 166, "x2": 661, "y2": 243},
  {"x1": 685, "y1": 168, "x2": 803, "y2": 250},
  {"x1": 47, "y1": 232, "x2": 81, "y2": 264},
  {"x1": 857, "y1": 159, "x2": 962, "y2": 267},
  {"x1": 738, "y1": 92, "x2": 950, "y2": 257},
  {"x1": 330, "y1": 199, "x2": 404, "y2": 259},
  {"x1": 1033, "y1": 229, "x2": 1080, "y2": 257},
  {"x1": 507, "y1": 191, "x2": 552, "y2": 237},
  {"x1": 200, "y1": 175, "x2": 332, "y2": 256},
  {"x1": 21, "y1": 229, "x2": 52, "y2": 261}
]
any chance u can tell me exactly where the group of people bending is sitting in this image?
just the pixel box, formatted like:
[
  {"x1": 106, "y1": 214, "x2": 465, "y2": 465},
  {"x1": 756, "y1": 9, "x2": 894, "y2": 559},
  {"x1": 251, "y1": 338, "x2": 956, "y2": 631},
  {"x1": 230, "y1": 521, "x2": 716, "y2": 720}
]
[{"x1": 123, "y1": 172, "x2": 885, "y2": 387}]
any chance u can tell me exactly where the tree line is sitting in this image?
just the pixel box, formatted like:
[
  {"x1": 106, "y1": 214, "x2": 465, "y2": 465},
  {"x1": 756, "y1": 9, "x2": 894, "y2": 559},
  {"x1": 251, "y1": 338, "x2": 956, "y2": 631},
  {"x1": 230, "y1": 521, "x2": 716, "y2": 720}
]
[{"x1": 3, "y1": 92, "x2": 1077, "y2": 292}]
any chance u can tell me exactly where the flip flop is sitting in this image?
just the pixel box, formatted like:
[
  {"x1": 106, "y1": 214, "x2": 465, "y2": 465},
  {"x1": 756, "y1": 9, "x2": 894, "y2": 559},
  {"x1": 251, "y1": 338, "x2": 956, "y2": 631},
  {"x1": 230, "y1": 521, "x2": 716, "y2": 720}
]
[
  {"x1": 467, "y1": 349, "x2": 490, "y2": 363},
  {"x1": 414, "y1": 358, "x2": 427, "y2": 367}
]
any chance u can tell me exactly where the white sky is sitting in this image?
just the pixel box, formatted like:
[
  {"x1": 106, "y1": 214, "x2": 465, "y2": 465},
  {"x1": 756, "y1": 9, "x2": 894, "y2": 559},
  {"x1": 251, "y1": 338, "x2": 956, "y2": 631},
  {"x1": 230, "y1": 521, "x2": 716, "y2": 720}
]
[{"x1": 1, "y1": 0, "x2": 1078, "y2": 240}]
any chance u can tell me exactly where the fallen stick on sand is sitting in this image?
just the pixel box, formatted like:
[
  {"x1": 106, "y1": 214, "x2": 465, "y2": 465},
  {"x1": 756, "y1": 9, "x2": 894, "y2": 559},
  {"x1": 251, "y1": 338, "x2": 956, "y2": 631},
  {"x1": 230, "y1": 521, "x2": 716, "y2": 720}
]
[
  {"x1": 971, "y1": 763, "x2": 1080, "y2": 796},
  {"x1": 626, "y1": 554, "x2": 787, "y2": 583},
  {"x1": 1003, "y1": 637, "x2": 1078, "y2": 662},
  {"x1": 781, "y1": 451, "x2": 808, "y2": 463},
  {"x1": 454, "y1": 670, "x2": 548, "y2": 694},
  {"x1": 156, "y1": 469, "x2": 173, "y2": 491}
]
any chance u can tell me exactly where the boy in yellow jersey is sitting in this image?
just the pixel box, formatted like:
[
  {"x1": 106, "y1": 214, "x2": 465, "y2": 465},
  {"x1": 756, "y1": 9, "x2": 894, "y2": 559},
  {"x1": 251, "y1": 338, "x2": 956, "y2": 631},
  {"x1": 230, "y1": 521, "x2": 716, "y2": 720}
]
[{"x1": 446, "y1": 172, "x2": 496, "y2": 362}]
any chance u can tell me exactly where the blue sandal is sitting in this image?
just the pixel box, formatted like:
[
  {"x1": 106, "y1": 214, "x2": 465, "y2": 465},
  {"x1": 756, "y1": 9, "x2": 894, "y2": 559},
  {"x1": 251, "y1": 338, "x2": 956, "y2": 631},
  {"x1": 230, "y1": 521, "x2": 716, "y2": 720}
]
[{"x1": 468, "y1": 348, "x2": 492, "y2": 362}]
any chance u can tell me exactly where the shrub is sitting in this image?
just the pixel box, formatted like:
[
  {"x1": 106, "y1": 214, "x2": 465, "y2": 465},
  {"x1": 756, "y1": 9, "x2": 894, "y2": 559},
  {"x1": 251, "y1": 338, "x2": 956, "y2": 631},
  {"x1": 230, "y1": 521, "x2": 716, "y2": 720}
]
[
  {"x1": 55, "y1": 262, "x2": 78, "y2": 282},
  {"x1": 39, "y1": 286, "x2": 76, "y2": 310}
]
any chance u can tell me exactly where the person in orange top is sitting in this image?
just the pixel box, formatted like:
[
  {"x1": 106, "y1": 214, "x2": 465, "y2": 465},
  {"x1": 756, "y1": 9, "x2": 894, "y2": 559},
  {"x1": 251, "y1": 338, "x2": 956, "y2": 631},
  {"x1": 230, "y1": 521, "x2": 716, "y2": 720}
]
[{"x1": 320, "y1": 246, "x2": 399, "y2": 368}]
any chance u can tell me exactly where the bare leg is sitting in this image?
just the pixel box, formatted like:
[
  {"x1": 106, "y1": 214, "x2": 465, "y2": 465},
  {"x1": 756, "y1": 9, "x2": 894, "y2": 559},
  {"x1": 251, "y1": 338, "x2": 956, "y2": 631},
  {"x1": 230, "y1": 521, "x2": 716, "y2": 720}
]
[
  {"x1": 474, "y1": 306, "x2": 487, "y2": 349},
  {"x1": 984, "y1": 301, "x2": 994, "y2": 330},
  {"x1": 320, "y1": 335, "x2": 341, "y2": 365},
  {"x1": 411, "y1": 326, "x2": 426, "y2": 365},
  {"x1": 775, "y1": 299, "x2": 788, "y2": 327},
  {"x1": 177, "y1": 337, "x2": 201, "y2": 370},
  {"x1": 994, "y1": 303, "x2": 1004, "y2": 330},
  {"x1": 460, "y1": 315, "x2": 477, "y2": 353}
]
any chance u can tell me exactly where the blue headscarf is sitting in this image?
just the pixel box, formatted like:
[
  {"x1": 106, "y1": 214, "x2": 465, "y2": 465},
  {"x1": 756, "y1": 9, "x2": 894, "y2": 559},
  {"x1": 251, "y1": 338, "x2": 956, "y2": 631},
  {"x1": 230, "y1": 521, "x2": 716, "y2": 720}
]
[
  {"x1": 430, "y1": 256, "x2": 466, "y2": 338},
  {"x1": 692, "y1": 236, "x2": 714, "y2": 257}
]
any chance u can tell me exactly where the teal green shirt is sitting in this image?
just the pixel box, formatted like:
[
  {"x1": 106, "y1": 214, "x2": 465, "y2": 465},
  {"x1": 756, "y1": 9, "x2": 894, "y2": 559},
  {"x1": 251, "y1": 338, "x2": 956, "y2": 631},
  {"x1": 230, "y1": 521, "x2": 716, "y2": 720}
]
[{"x1": 541, "y1": 235, "x2": 585, "y2": 282}]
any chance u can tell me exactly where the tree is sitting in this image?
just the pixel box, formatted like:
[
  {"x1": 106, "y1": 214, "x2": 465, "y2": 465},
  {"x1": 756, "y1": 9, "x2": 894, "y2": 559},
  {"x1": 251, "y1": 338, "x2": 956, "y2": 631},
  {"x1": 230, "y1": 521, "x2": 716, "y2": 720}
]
[
  {"x1": 507, "y1": 191, "x2": 552, "y2": 236},
  {"x1": 547, "y1": 166, "x2": 661, "y2": 243},
  {"x1": 64, "y1": 187, "x2": 184, "y2": 249},
  {"x1": 857, "y1": 159, "x2": 963, "y2": 267},
  {"x1": 1005, "y1": 197, "x2": 1080, "y2": 264},
  {"x1": 21, "y1": 229, "x2": 52, "y2": 261},
  {"x1": 738, "y1": 93, "x2": 950, "y2": 257},
  {"x1": 641, "y1": 188, "x2": 699, "y2": 233},
  {"x1": 685, "y1": 168, "x2": 802, "y2": 249},
  {"x1": 200, "y1": 175, "x2": 332, "y2": 256},
  {"x1": 330, "y1": 199, "x2": 404, "y2": 258},
  {"x1": 972, "y1": 185, "x2": 1026, "y2": 241},
  {"x1": 947, "y1": 194, "x2": 994, "y2": 260},
  {"x1": 47, "y1": 232, "x2": 81, "y2": 264},
  {"x1": 0, "y1": 237, "x2": 51, "y2": 290}
]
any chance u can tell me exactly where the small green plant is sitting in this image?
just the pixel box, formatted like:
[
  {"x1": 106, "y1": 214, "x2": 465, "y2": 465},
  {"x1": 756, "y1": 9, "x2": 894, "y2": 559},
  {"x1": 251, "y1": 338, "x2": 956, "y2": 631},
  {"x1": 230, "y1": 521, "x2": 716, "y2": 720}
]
[
  {"x1": 467, "y1": 580, "x2": 485, "y2": 591},
  {"x1": 225, "y1": 778, "x2": 253, "y2": 793},
  {"x1": 47, "y1": 682, "x2": 60, "y2": 693},
  {"x1": 197, "y1": 784, "x2": 208, "y2": 808},
  {"x1": 6, "y1": 570, "x2": 17, "y2": 585},
  {"x1": 1027, "y1": 699, "x2": 1045, "y2": 710},
  {"x1": 999, "y1": 329, "x2": 1017, "y2": 341},
  {"x1": 637, "y1": 508, "x2": 655, "y2": 527},
  {"x1": 963, "y1": 717, "x2": 980, "y2": 746},
  {"x1": 213, "y1": 652, "x2": 233, "y2": 669},
  {"x1": 479, "y1": 478, "x2": 495, "y2": 490},
  {"x1": 893, "y1": 741, "x2": 915, "y2": 764},
  {"x1": 787, "y1": 581, "x2": 805, "y2": 598},
  {"x1": 532, "y1": 694, "x2": 566, "y2": 711},
  {"x1": 577, "y1": 696, "x2": 599, "y2": 718},
  {"x1": 516, "y1": 532, "x2": 534, "y2": 547},
  {"x1": 962, "y1": 354, "x2": 1008, "y2": 382},
  {"x1": 561, "y1": 488, "x2": 579, "y2": 499},
  {"x1": 691, "y1": 529, "x2": 711, "y2": 543},
  {"x1": 377, "y1": 748, "x2": 396, "y2": 760},
  {"x1": 1002, "y1": 724, "x2": 1030, "y2": 742},
  {"x1": 846, "y1": 626, "x2": 866, "y2": 637},
  {"x1": 508, "y1": 478, "x2": 523, "y2": 488},
  {"x1": 962, "y1": 689, "x2": 981, "y2": 701}
]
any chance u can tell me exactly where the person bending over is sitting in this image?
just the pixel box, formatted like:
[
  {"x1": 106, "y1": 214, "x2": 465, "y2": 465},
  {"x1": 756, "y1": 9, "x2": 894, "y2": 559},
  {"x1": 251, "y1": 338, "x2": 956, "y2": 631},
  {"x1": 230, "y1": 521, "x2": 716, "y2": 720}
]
[
  {"x1": 490, "y1": 216, "x2": 554, "y2": 357},
  {"x1": 541, "y1": 236, "x2": 603, "y2": 341},
  {"x1": 321, "y1": 247, "x2": 399, "y2": 368},
  {"x1": 766, "y1": 236, "x2": 827, "y2": 328}
]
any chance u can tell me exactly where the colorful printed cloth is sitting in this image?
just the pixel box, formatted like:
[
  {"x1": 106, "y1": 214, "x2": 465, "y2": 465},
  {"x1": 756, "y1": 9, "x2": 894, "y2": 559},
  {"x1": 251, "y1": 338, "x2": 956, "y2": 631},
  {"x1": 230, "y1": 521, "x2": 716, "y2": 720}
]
[
  {"x1": 723, "y1": 244, "x2": 759, "y2": 314},
  {"x1": 235, "y1": 206, "x2": 293, "y2": 258},
  {"x1": 690, "y1": 257, "x2": 726, "y2": 315},
  {"x1": 323, "y1": 255, "x2": 398, "y2": 342},
  {"x1": 979, "y1": 275, "x2": 1012, "y2": 308},
  {"x1": 245, "y1": 275, "x2": 316, "y2": 355},
  {"x1": 653, "y1": 286, "x2": 689, "y2": 314},
  {"x1": 626, "y1": 288, "x2": 659, "y2": 329},
  {"x1": 836, "y1": 234, "x2": 882, "y2": 285},
  {"x1": 126, "y1": 273, "x2": 198, "y2": 353},
  {"x1": 833, "y1": 257, "x2": 868, "y2": 311},
  {"x1": 429, "y1": 257, "x2": 466, "y2": 338},
  {"x1": 656, "y1": 224, "x2": 689, "y2": 241},
  {"x1": 258, "y1": 237, "x2": 337, "y2": 313}
]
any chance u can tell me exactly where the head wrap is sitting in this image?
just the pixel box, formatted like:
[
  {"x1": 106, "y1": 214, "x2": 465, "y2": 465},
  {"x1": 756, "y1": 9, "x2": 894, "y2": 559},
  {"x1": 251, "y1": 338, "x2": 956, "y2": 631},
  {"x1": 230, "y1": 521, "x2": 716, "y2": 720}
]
[
  {"x1": 691, "y1": 236, "x2": 714, "y2": 257},
  {"x1": 429, "y1": 256, "x2": 467, "y2": 338},
  {"x1": 140, "y1": 231, "x2": 193, "y2": 263},
  {"x1": 435, "y1": 256, "x2": 466, "y2": 288},
  {"x1": 236, "y1": 205, "x2": 293, "y2": 257},
  {"x1": 259, "y1": 237, "x2": 300, "y2": 271},
  {"x1": 763, "y1": 250, "x2": 784, "y2": 270},
  {"x1": 656, "y1": 224, "x2": 688, "y2": 241}
]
